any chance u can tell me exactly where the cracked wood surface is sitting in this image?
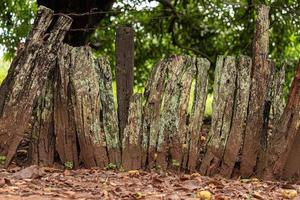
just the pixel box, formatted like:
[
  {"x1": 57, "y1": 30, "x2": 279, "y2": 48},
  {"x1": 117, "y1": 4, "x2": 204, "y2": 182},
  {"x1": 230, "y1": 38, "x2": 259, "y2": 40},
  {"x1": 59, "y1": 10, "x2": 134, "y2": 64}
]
[{"x1": 0, "y1": 6, "x2": 72, "y2": 167}]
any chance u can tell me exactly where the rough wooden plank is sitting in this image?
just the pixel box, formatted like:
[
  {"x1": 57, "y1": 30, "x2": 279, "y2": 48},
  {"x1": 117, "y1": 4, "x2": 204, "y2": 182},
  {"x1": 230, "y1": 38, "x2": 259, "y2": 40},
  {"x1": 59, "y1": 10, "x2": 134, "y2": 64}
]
[
  {"x1": 0, "y1": 6, "x2": 54, "y2": 115},
  {"x1": 240, "y1": 5, "x2": 271, "y2": 177},
  {"x1": 174, "y1": 57, "x2": 196, "y2": 171},
  {"x1": 271, "y1": 65, "x2": 286, "y2": 124},
  {"x1": 141, "y1": 60, "x2": 168, "y2": 169},
  {"x1": 116, "y1": 26, "x2": 134, "y2": 143},
  {"x1": 54, "y1": 45, "x2": 79, "y2": 168},
  {"x1": 199, "y1": 56, "x2": 237, "y2": 176},
  {"x1": 122, "y1": 94, "x2": 143, "y2": 170},
  {"x1": 0, "y1": 7, "x2": 72, "y2": 167},
  {"x1": 220, "y1": 56, "x2": 252, "y2": 177},
  {"x1": 97, "y1": 57, "x2": 121, "y2": 166},
  {"x1": 71, "y1": 47, "x2": 111, "y2": 168},
  {"x1": 186, "y1": 58, "x2": 210, "y2": 172},
  {"x1": 156, "y1": 56, "x2": 195, "y2": 171},
  {"x1": 265, "y1": 61, "x2": 300, "y2": 180},
  {"x1": 29, "y1": 76, "x2": 55, "y2": 166}
]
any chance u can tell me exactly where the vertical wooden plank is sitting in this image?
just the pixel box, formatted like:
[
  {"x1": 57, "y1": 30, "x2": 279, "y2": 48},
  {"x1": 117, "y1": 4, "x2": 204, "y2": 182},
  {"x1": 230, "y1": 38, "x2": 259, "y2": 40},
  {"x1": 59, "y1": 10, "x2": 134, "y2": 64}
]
[
  {"x1": 272, "y1": 65, "x2": 286, "y2": 124},
  {"x1": 54, "y1": 45, "x2": 79, "y2": 168},
  {"x1": 157, "y1": 56, "x2": 194, "y2": 171},
  {"x1": 220, "y1": 56, "x2": 252, "y2": 177},
  {"x1": 199, "y1": 56, "x2": 237, "y2": 176},
  {"x1": 122, "y1": 94, "x2": 143, "y2": 170},
  {"x1": 141, "y1": 60, "x2": 168, "y2": 169},
  {"x1": 265, "y1": 61, "x2": 300, "y2": 180},
  {"x1": 185, "y1": 58, "x2": 210, "y2": 172},
  {"x1": 97, "y1": 57, "x2": 121, "y2": 166},
  {"x1": 240, "y1": 5, "x2": 271, "y2": 177},
  {"x1": 116, "y1": 26, "x2": 134, "y2": 143}
]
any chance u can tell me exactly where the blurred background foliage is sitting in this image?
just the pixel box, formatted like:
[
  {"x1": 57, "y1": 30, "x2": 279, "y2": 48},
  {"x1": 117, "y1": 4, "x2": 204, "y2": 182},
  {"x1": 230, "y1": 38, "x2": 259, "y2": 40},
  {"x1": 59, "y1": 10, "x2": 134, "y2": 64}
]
[{"x1": 0, "y1": 0, "x2": 299, "y2": 94}]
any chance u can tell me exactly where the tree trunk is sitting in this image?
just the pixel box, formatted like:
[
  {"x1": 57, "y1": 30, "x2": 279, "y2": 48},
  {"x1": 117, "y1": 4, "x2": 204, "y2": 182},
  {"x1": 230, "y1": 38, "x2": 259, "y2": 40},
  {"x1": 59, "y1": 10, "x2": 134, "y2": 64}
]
[{"x1": 37, "y1": 0, "x2": 115, "y2": 46}]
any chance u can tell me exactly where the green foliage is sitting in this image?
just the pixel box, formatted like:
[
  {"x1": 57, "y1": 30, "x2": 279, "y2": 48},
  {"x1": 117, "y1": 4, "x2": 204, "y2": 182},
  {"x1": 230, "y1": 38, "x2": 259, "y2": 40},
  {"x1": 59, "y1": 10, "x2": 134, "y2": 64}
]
[
  {"x1": 205, "y1": 95, "x2": 213, "y2": 118},
  {"x1": 0, "y1": 0, "x2": 299, "y2": 92},
  {"x1": 0, "y1": 155, "x2": 6, "y2": 165},
  {"x1": 0, "y1": 0, "x2": 37, "y2": 60},
  {"x1": 94, "y1": 0, "x2": 299, "y2": 91},
  {"x1": 64, "y1": 161, "x2": 74, "y2": 169},
  {"x1": 0, "y1": 58, "x2": 9, "y2": 84},
  {"x1": 171, "y1": 159, "x2": 180, "y2": 167},
  {"x1": 105, "y1": 163, "x2": 117, "y2": 170}
]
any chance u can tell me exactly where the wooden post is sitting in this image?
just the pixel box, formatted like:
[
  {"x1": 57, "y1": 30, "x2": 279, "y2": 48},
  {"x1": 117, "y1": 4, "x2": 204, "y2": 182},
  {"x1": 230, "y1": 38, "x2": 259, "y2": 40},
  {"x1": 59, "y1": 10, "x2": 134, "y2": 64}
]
[{"x1": 116, "y1": 26, "x2": 134, "y2": 144}]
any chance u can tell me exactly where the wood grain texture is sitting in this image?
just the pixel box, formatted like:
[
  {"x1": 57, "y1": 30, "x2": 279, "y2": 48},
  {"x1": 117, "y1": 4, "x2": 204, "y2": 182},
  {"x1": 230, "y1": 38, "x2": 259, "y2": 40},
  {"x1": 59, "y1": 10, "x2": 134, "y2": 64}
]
[{"x1": 0, "y1": 6, "x2": 72, "y2": 167}]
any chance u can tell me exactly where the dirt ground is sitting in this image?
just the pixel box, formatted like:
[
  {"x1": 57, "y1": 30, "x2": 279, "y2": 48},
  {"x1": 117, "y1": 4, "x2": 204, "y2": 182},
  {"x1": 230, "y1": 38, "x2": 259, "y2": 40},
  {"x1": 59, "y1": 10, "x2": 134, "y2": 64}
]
[{"x1": 0, "y1": 165, "x2": 299, "y2": 200}]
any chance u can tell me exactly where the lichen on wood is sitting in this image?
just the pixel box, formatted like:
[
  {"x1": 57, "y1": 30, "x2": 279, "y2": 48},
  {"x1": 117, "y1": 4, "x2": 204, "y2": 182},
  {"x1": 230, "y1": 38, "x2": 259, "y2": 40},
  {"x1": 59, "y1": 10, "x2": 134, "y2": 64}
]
[
  {"x1": 200, "y1": 56, "x2": 238, "y2": 176},
  {"x1": 265, "y1": 61, "x2": 300, "y2": 180},
  {"x1": 220, "y1": 56, "x2": 252, "y2": 177},
  {"x1": 156, "y1": 56, "x2": 195, "y2": 170},
  {"x1": 96, "y1": 57, "x2": 120, "y2": 166},
  {"x1": 186, "y1": 58, "x2": 210, "y2": 171},
  {"x1": 29, "y1": 75, "x2": 55, "y2": 166},
  {"x1": 271, "y1": 65, "x2": 286, "y2": 124},
  {"x1": 122, "y1": 94, "x2": 143, "y2": 170},
  {"x1": 0, "y1": 6, "x2": 72, "y2": 167},
  {"x1": 141, "y1": 55, "x2": 209, "y2": 171},
  {"x1": 240, "y1": 5, "x2": 271, "y2": 177},
  {"x1": 141, "y1": 59, "x2": 168, "y2": 168}
]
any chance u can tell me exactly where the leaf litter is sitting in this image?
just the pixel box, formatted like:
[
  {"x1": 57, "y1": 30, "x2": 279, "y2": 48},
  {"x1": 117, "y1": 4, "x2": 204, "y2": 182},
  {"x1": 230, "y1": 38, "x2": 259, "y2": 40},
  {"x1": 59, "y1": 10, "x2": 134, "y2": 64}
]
[{"x1": 0, "y1": 166, "x2": 299, "y2": 199}]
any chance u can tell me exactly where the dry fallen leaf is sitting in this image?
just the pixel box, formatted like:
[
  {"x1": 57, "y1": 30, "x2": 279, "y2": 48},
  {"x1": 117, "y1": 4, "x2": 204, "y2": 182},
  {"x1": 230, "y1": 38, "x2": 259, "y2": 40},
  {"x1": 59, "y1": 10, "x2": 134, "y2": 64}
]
[
  {"x1": 250, "y1": 178, "x2": 260, "y2": 182},
  {"x1": 191, "y1": 173, "x2": 201, "y2": 178},
  {"x1": 281, "y1": 189, "x2": 297, "y2": 199},
  {"x1": 128, "y1": 170, "x2": 140, "y2": 177},
  {"x1": 135, "y1": 192, "x2": 144, "y2": 199},
  {"x1": 196, "y1": 190, "x2": 212, "y2": 200}
]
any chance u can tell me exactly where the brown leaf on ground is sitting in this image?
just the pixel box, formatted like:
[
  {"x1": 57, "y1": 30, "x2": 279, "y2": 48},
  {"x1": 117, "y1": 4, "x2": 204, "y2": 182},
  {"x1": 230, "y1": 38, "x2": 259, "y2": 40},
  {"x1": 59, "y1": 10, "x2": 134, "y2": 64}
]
[{"x1": 0, "y1": 167, "x2": 298, "y2": 199}]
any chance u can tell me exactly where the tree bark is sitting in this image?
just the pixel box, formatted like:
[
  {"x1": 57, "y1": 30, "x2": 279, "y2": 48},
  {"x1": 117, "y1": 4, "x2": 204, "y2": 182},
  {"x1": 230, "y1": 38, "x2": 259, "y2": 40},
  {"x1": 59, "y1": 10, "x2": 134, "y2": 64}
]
[{"x1": 37, "y1": 0, "x2": 115, "y2": 46}]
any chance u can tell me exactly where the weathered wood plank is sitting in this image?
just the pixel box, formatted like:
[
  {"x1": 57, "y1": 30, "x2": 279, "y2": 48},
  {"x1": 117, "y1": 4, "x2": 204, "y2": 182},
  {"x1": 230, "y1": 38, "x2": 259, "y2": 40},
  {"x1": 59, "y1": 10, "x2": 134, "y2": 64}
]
[
  {"x1": 71, "y1": 47, "x2": 110, "y2": 168},
  {"x1": 220, "y1": 56, "x2": 252, "y2": 177},
  {"x1": 54, "y1": 45, "x2": 79, "y2": 168},
  {"x1": 240, "y1": 5, "x2": 271, "y2": 177},
  {"x1": 199, "y1": 56, "x2": 237, "y2": 176},
  {"x1": 122, "y1": 94, "x2": 143, "y2": 170},
  {"x1": 186, "y1": 58, "x2": 210, "y2": 171},
  {"x1": 116, "y1": 26, "x2": 134, "y2": 143},
  {"x1": 0, "y1": 7, "x2": 72, "y2": 167},
  {"x1": 141, "y1": 60, "x2": 168, "y2": 169},
  {"x1": 97, "y1": 57, "x2": 121, "y2": 166},
  {"x1": 156, "y1": 56, "x2": 195, "y2": 170},
  {"x1": 30, "y1": 76, "x2": 55, "y2": 166},
  {"x1": 271, "y1": 65, "x2": 286, "y2": 124},
  {"x1": 265, "y1": 61, "x2": 300, "y2": 180}
]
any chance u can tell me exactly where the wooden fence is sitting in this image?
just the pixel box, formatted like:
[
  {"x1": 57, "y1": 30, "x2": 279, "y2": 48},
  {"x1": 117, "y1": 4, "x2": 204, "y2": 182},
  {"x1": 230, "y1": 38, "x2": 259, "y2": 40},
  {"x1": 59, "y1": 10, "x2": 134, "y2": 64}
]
[{"x1": 1, "y1": 5, "x2": 298, "y2": 181}]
